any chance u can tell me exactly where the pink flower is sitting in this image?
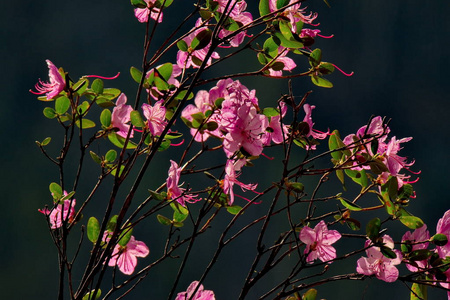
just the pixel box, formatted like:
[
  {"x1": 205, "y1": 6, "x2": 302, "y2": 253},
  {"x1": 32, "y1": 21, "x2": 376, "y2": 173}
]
[
  {"x1": 146, "y1": 64, "x2": 181, "y2": 101},
  {"x1": 216, "y1": 0, "x2": 253, "y2": 47},
  {"x1": 356, "y1": 235, "x2": 402, "y2": 282},
  {"x1": 402, "y1": 225, "x2": 430, "y2": 272},
  {"x1": 176, "y1": 281, "x2": 215, "y2": 300},
  {"x1": 262, "y1": 102, "x2": 289, "y2": 145},
  {"x1": 39, "y1": 193, "x2": 76, "y2": 229},
  {"x1": 142, "y1": 100, "x2": 167, "y2": 136},
  {"x1": 269, "y1": 0, "x2": 318, "y2": 32},
  {"x1": 134, "y1": 0, "x2": 163, "y2": 23},
  {"x1": 222, "y1": 159, "x2": 259, "y2": 205},
  {"x1": 108, "y1": 236, "x2": 149, "y2": 275},
  {"x1": 166, "y1": 160, "x2": 199, "y2": 206},
  {"x1": 436, "y1": 210, "x2": 450, "y2": 258},
  {"x1": 177, "y1": 19, "x2": 220, "y2": 69},
  {"x1": 267, "y1": 48, "x2": 296, "y2": 77},
  {"x1": 111, "y1": 93, "x2": 133, "y2": 138},
  {"x1": 299, "y1": 220, "x2": 341, "y2": 263},
  {"x1": 30, "y1": 60, "x2": 65, "y2": 100},
  {"x1": 302, "y1": 104, "x2": 328, "y2": 149}
]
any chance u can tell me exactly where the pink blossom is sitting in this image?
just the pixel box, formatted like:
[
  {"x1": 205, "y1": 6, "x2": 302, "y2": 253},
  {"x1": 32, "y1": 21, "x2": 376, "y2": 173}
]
[
  {"x1": 436, "y1": 210, "x2": 450, "y2": 258},
  {"x1": 299, "y1": 220, "x2": 341, "y2": 263},
  {"x1": 108, "y1": 236, "x2": 149, "y2": 275},
  {"x1": 177, "y1": 19, "x2": 220, "y2": 69},
  {"x1": 356, "y1": 235, "x2": 402, "y2": 282},
  {"x1": 142, "y1": 100, "x2": 167, "y2": 136},
  {"x1": 216, "y1": 0, "x2": 253, "y2": 47},
  {"x1": 175, "y1": 281, "x2": 215, "y2": 300},
  {"x1": 146, "y1": 64, "x2": 181, "y2": 101},
  {"x1": 269, "y1": 0, "x2": 318, "y2": 33},
  {"x1": 262, "y1": 102, "x2": 289, "y2": 145},
  {"x1": 302, "y1": 104, "x2": 328, "y2": 149},
  {"x1": 166, "y1": 160, "x2": 199, "y2": 206},
  {"x1": 222, "y1": 159, "x2": 259, "y2": 205},
  {"x1": 134, "y1": 0, "x2": 163, "y2": 23},
  {"x1": 111, "y1": 93, "x2": 133, "y2": 138},
  {"x1": 39, "y1": 193, "x2": 76, "y2": 229},
  {"x1": 30, "y1": 60, "x2": 65, "y2": 100},
  {"x1": 380, "y1": 136, "x2": 415, "y2": 176},
  {"x1": 268, "y1": 48, "x2": 296, "y2": 77},
  {"x1": 402, "y1": 225, "x2": 429, "y2": 272}
]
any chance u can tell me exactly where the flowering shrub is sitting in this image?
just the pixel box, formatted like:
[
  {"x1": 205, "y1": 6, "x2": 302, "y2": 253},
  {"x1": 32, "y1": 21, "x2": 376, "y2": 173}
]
[{"x1": 32, "y1": 1, "x2": 450, "y2": 299}]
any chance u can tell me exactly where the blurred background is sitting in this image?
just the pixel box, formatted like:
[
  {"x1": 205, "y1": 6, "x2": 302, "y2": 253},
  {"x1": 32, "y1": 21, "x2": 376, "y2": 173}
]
[{"x1": 1, "y1": 0, "x2": 450, "y2": 299}]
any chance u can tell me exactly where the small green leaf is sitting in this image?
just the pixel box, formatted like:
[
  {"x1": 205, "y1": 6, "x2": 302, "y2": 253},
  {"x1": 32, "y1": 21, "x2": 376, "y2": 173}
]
[
  {"x1": 273, "y1": 31, "x2": 303, "y2": 49},
  {"x1": 43, "y1": 107, "x2": 57, "y2": 119},
  {"x1": 263, "y1": 107, "x2": 280, "y2": 117},
  {"x1": 130, "y1": 110, "x2": 145, "y2": 127},
  {"x1": 431, "y1": 233, "x2": 448, "y2": 246},
  {"x1": 366, "y1": 217, "x2": 381, "y2": 240},
  {"x1": 87, "y1": 217, "x2": 100, "y2": 243},
  {"x1": 107, "y1": 215, "x2": 118, "y2": 232},
  {"x1": 156, "y1": 63, "x2": 173, "y2": 82},
  {"x1": 73, "y1": 78, "x2": 88, "y2": 94},
  {"x1": 311, "y1": 75, "x2": 333, "y2": 88},
  {"x1": 105, "y1": 149, "x2": 117, "y2": 162},
  {"x1": 177, "y1": 40, "x2": 188, "y2": 52},
  {"x1": 259, "y1": 0, "x2": 270, "y2": 17},
  {"x1": 380, "y1": 245, "x2": 397, "y2": 259},
  {"x1": 82, "y1": 289, "x2": 101, "y2": 300},
  {"x1": 410, "y1": 283, "x2": 427, "y2": 300},
  {"x1": 102, "y1": 88, "x2": 121, "y2": 100},
  {"x1": 302, "y1": 288, "x2": 317, "y2": 300},
  {"x1": 75, "y1": 118, "x2": 96, "y2": 129},
  {"x1": 149, "y1": 190, "x2": 166, "y2": 201},
  {"x1": 157, "y1": 214, "x2": 172, "y2": 226},
  {"x1": 227, "y1": 205, "x2": 243, "y2": 215},
  {"x1": 90, "y1": 151, "x2": 102, "y2": 164},
  {"x1": 276, "y1": 0, "x2": 290, "y2": 9},
  {"x1": 173, "y1": 209, "x2": 188, "y2": 223},
  {"x1": 49, "y1": 182, "x2": 63, "y2": 200},
  {"x1": 118, "y1": 226, "x2": 133, "y2": 247},
  {"x1": 309, "y1": 49, "x2": 322, "y2": 67},
  {"x1": 55, "y1": 96, "x2": 71, "y2": 114},
  {"x1": 130, "y1": 66, "x2": 143, "y2": 83},
  {"x1": 154, "y1": 0, "x2": 173, "y2": 8},
  {"x1": 91, "y1": 79, "x2": 104, "y2": 95},
  {"x1": 77, "y1": 101, "x2": 90, "y2": 115},
  {"x1": 409, "y1": 249, "x2": 432, "y2": 261},
  {"x1": 345, "y1": 169, "x2": 368, "y2": 188},
  {"x1": 108, "y1": 133, "x2": 137, "y2": 149},
  {"x1": 339, "y1": 197, "x2": 362, "y2": 211},
  {"x1": 191, "y1": 29, "x2": 212, "y2": 50},
  {"x1": 131, "y1": 0, "x2": 147, "y2": 8},
  {"x1": 41, "y1": 137, "x2": 51, "y2": 146},
  {"x1": 158, "y1": 139, "x2": 171, "y2": 152},
  {"x1": 399, "y1": 216, "x2": 424, "y2": 229},
  {"x1": 100, "y1": 109, "x2": 112, "y2": 127}
]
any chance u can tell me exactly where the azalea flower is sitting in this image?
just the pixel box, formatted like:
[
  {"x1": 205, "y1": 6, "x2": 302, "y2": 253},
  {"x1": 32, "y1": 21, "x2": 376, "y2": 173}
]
[
  {"x1": 142, "y1": 100, "x2": 167, "y2": 136},
  {"x1": 299, "y1": 220, "x2": 341, "y2": 263},
  {"x1": 269, "y1": 0, "x2": 318, "y2": 33},
  {"x1": 262, "y1": 102, "x2": 289, "y2": 145},
  {"x1": 216, "y1": 0, "x2": 253, "y2": 48},
  {"x1": 38, "y1": 193, "x2": 76, "y2": 229},
  {"x1": 356, "y1": 235, "x2": 402, "y2": 282},
  {"x1": 146, "y1": 64, "x2": 181, "y2": 101},
  {"x1": 267, "y1": 48, "x2": 296, "y2": 77},
  {"x1": 134, "y1": 0, "x2": 163, "y2": 23},
  {"x1": 436, "y1": 210, "x2": 450, "y2": 258},
  {"x1": 402, "y1": 225, "x2": 429, "y2": 272},
  {"x1": 30, "y1": 60, "x2": 65, "y2": 100},
  {"x1": 175, "y1": 281, "x2": 215, "y2": 300},
  {"x1": 222, "y1": 159, "x2": 259, "y2": 205},
  {"x1": 302, "y1": 104, "x2": 328, "y2": 149},
  {"x1": 111, "y1": 93, "x2": 133, "y2": 138},
  {"x1": 108, "y1": 236, "x2": 149, "y2": 275},
  {"x1": 166, "y1": 160, "x2": 199, "y2": 206}
]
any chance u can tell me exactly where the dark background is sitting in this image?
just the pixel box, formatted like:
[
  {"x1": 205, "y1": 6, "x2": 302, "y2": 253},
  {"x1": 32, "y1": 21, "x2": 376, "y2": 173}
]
[{"x1": 2, "y1": 0, "x2": 450, "y2": 299}]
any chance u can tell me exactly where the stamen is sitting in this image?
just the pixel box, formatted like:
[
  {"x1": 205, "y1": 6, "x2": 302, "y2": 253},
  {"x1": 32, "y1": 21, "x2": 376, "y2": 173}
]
[
  {"x1": 171, "y1": 139, "x2": 185, "y2": 147},
  {"x1": 261, "y1": 152, "x2": 274, "y2": 160},
  {"x1": 85, "y1": 72, "x2": 120, "y2": 80},
  {"x1": 332, "y1": 64, "x2": 354, "y2": 76}
]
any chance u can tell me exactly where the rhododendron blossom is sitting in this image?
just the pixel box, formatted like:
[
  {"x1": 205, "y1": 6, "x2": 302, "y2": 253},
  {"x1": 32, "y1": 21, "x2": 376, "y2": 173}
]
[
  {"x1": 222, "y1": 159, "x2": 259, "y2": 205},
  {"x1": 402, "y1": 225, "x2": 430, "y2": 272},
  {"x1": 268, "y1": 48, "x2": 297, "y2": 77},
  {"x1": 302, "y1": 104, "x2": 328, "y2": 149},
  {"x1": 299, "y1": 220, "x2": 341, "y2": 263},
  {"x1": 108, "y1": 236, "x2": 149, "y2": 275},
  {"x1": 146, "y1": 64, "x2": 181, "y2": 100},
  {"x1": 216, "y1": 0, "x2": 253, "y2": 47},
  {"x1": 269, "y1": 0, "x2": 318, "y2": 33},
  {"x1": 166, "y1": 160, "x2": 199, "y2": 206},
  {"x1": 39, "y1": 194, "x2": 76, "y2": 229},
  {"x1": 436, "y1": 209, "x2": 450, "y2": 258},
  {"x1": 142, "y1": 100, "x2": 167, "y2": 136},
  {"x1": 356, "y1": 235, "x2": 402, "y2": 282},
  {"x1": 30, "y1": 60, "x2": 65, "y2": 100},
  {"x1": 111, "y1": 93, "x2": 133, "y2": 138},
  {"x1": 262, "y1": 102, "x2": 289, "y2": 145},
  {"x1": 175, "y1": 281, "x2": 215, "y2": 300},
  {"x1": 134, "y1": 0, "x2": 163, "y2": 23}
]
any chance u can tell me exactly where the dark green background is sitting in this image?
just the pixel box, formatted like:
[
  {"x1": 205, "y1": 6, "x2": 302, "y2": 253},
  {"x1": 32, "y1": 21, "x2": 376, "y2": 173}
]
[{"x1": 2, "y1": 1, "x2": 450, "y2": 299}]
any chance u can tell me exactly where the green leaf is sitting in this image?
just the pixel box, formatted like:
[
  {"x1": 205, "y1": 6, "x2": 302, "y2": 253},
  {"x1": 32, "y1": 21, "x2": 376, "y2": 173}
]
[
  {"x1": 102, "y1": 88, "x2": 121, "y2": 100},
  {"x1": 158, "y1": 139, "x2": 171, "y2": 152},
  {"x1": 399, "y1": 216, "x2": 424, "y2": 229},
  {"x1": 77, "y1": 101, "x2": 90, "y2": 115},
  {"x1": 380, "y1": 245, "x2": 397, "y2": 259},
  {"x1": 276, "y1": 0, "x2": 290, "y2": 9},
  {"x1": 100, "y1": 109, "x2": 112, "y2": 127},
  {"x1": 118, "y1": 226, "x2": 133, "y2": 247},
  {"x1": 75, "y1": 118, "x2": 96, "y2": 129},
  {"x1": 108, "y1": 132, "x2": 137, "y2": 149},
  {"x1": 157, "y1": 214, "x2": 172, "y2": 226},
  {"x1": 87, "y1": 217, "x2": 100, "y2": 243},
  {"x1": 328, "y1": 130, "x2": 350, "y2": 161},
  {"x1": 49, "y1": 182, "x2": 63, "y2": 200},
  {"x1": 318, "y1": 62, "x2": 335, "y2": 75},
  {"x1": 95, "y1": 98, "x2": 115, "y2": 108},
  {"x1": 149, "y1": 190, "x2": 166, "y2": 201},
  {"x1": 263, "y1": 37, "x2": 280, "y2": 58},
  {"x1": 73, "y1": 78, "x2": 88, "y2": 94},
  {"x1": 259, "y1": 0, "x2": 270, "y2": 17},
  {"x1": 82, "y1": 289, "x2": 101, "y2": 300},
  {"x1": 344, "y1": 169, "x2": 368, "y2": 188},
  {"x1": 191, "y1": 29, "x2": 212, "y2": 50},
  {"x1": 339, "y1": 197, "x2": 362, "y2": 211},
  {"x1": 110, "y1": 164, "x2": 125, "y2": 177},
  {"x1": 61, "y1": 191, "x2": 75, "y2": 201},
  {"x1": 409, "y1": 249, "x2": 432, "y2": 261},
  {"x1": 263, "y1": 107, "x2": 280, "y2": 117},
  {"x1": 130, "y1": 66, "x2": 143, "y2": 83},
  {"x1": 154, "y1": 0, "x2": 173, "y2": 8},
  {"x1": 273, "y1": 31, "x2": 303, "y2": 49},
  {"x1": 90, "y1": 151, "x2": 102, "y2": 164},
  {"x1": 173, "y1": 209, "x2": 188, "y2": 223},
  {"x1": 177, "y1": 40, "x2": 188, "y2": 52},
  {"x1": 311, "y1": 75, "x2": 333, "y2": 88},
  {"x1": 91, "y1": 79, "x2": 104, "y2": 95},
  {"x1": 55, "y1": 96, "x2": 71, "y2": 114},
  {"x1": 130, "y1": 110, "x2": 145, "y2": 127},
  {"x1": 107, "y1": 215, "x2": 118, "y2": 232},
  {"x1": 227, "y1": 205, "x2": 243, "y2": 215},
  {"x1": 431, "y1": 233, "x2": 448, "y2": 246},
  {"x1": 344, "y1": 218, "x2": 361, "y2": 231},
  {"x1": 366, "y1": 217, "x2": 381, "y2": 240},
  {"x1": 410, "y1": 283, "x2": 427, "y2": 300},
  {"x1": 41, "y1": 137, "x2": 51, "y2": 146},
  {"x1": 105, "y1": 149, "x2": 117, "y2": 162},
  {"x1": 156, "y1": 63, "x2": 173, "y2": 82},
  {"x1": 302, "y1": 288, "x2": 317, "y2": 300},
  {"x1": 309, "y1": 49, "x2": 322, "y2": 67},
  {"x1": 43, "y1": 107, "x2": 57, "y2": 119}
]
